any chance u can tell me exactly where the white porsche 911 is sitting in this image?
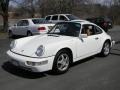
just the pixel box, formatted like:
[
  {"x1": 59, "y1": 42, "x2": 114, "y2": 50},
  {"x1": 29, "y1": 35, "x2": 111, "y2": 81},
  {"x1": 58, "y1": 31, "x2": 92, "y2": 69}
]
[{"x1": 7, "y1": 20, "x2": 114, "y2": 74}]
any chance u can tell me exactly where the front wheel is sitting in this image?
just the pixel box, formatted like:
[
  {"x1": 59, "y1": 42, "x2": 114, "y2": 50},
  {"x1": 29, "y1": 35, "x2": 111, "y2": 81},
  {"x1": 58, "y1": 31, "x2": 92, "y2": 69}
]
[
  {"x1": 27, "y1": 31, "x2": 32, "y2": 36},
  {"x1": 52, "y1": 50, "x2": 70, "y2": 74},
  {"x1": 100, "y1": 41, "x2": 110, "y2": 57}
]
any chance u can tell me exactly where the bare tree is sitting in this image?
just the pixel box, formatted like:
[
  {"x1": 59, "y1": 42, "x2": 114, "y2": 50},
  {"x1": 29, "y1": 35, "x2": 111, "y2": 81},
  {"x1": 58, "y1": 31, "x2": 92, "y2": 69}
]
[
  {"x1": 13, "y1": 0, "x2": 37, "y2": 18},
  {"x1": 5, "y1": 0, "x2": 120, "y2": 25},
  {"x1": 37, "y1": 0, "x2": 77, "y2": 17},
  {"x1": 0, "y1": 0, "x2": 10, "y2": 31}
]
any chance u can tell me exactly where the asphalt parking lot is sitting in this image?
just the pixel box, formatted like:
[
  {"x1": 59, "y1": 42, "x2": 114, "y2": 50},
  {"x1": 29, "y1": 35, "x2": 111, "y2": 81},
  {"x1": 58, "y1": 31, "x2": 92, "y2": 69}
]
[{"x1": 0, "y1": 26, "x2": 120, "y2": 90}]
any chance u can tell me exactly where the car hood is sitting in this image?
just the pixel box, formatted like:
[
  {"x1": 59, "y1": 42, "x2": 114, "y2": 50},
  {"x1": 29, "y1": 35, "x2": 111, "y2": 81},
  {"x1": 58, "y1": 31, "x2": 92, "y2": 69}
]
[{"x1": 12, "y1": 34, "x2": 74, "y2": 57}]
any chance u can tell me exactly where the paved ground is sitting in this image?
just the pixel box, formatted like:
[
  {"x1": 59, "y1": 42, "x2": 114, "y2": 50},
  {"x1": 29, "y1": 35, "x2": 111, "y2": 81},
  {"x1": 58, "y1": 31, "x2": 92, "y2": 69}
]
[{"x1": 0, "y1": 26, "x2": 120, "y2": 90}]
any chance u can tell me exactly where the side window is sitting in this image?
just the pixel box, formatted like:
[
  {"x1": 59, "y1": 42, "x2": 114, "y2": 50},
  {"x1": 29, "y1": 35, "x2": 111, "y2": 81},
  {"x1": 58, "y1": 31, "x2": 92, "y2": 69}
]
[
  {"x1": 52, "y1": 15, "x2": 58, "y2": 20},
  {"x1": 81, "y1": 24, "x2": 95, "y2": 36},
  {"x1": 60, "y1": 15, "x2": 68, "y2": 21},
  {"x1": 94, "y1": 26, "x2": 103, "y2": 34},
  {"x1": 46, "y1": 16, "x2": 51, "y2": 20},
  {"x1": 17, "y1": 20, "x2": 29, "y2": 26},
  {"x1": 17, "y1": 21, "x2": 23, "y2": 26},
  {"x1": 23, "y1": 20, "x2": 29, "y2": 26}
]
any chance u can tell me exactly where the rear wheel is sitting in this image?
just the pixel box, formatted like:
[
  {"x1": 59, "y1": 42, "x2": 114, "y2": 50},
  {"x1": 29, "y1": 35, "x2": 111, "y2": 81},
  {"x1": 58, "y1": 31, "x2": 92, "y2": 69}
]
[
  {"x1": 27, "y1": 31, "x2": 32, "y2": 36},
  {"x1": 100, "y1": 41, "x2": 110, "y2": 57},
  {"x1": 52, "y1": 50, "x2": 70, "y2": 74}
]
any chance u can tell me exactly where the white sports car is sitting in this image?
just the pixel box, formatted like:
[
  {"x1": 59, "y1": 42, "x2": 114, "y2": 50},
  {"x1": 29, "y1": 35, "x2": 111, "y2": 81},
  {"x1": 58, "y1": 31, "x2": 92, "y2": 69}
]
[{"x1": 7, "y1": 20, "x2": 114, "y2": 74}]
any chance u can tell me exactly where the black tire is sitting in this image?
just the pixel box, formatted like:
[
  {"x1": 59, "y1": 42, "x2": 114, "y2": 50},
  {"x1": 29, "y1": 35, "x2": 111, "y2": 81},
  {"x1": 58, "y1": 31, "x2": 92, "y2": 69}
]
[
  {"x1": 100, "y1": 41, "x2": 110, "y2": 57},
  {"x1": 52, "y1": 50, "x2": 71, "y2": 74},
  {"x1": 27, "y1": 31, "x2": 32, "y2": 36}
]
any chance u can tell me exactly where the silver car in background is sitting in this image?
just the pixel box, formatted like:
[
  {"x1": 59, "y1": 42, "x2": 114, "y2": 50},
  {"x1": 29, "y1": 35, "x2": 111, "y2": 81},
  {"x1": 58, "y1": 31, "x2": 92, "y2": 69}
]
[{"x1": 8, "y1": 18, "x2": 55, "y2": 37}]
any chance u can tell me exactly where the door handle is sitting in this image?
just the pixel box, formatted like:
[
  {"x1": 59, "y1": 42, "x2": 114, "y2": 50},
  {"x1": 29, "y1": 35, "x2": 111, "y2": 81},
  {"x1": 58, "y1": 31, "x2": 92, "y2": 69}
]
[
  {"x1": 25, "y1": 27, "x2": 28, "y2": 28},
  {"x1": 95, "y1": 37, "x2": 99, "y2": 40}
]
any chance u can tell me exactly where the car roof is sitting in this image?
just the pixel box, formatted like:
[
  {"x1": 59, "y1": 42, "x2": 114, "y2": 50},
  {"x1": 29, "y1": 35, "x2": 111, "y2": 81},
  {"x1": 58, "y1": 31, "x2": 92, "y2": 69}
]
[
  {"x1": 19, "y1": 18, "x2": 45, "y2": 21},
  {"x1": 45, "y1": 14, "x2": 71, "y2": 17},
  {"x1": 66, "y1": 20, "x2": 92, "y2": 24},
  {"x1": 56, "y1": 20, "x2": 92, "y2": 24}
]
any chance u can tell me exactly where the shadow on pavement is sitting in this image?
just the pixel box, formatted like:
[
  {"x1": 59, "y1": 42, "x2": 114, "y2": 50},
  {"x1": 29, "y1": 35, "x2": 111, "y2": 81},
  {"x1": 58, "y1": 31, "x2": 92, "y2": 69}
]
[
  {"x1": 72, "y1": 56, "x2": 95, "y2": 67},
  {"x1": 110, "y1": 48, "x2": 120, "y2": 56},
  {"x1": 9, "y1": 35, "x2": 25, "y2": 39},
  {"x1": 110, "y1": 52, "x2": 120, "y2": 56},
  {"x1": 2, "y1": 61, "x2": 46, "y2": 79},
  {"x1": 112, "y1": 49, "x2": 120, "y2": 52},
  {"x1": 115, "y1": 41, "x2": 120, "y2": 44}
]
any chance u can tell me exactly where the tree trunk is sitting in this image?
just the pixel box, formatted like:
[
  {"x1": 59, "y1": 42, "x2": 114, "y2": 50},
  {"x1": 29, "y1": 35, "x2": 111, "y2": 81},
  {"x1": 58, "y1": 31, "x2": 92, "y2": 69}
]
[
  {"x1": 0, "y1": 0, "x2": 9, "y2": 32},
  {"x1": 3, "y1": 14, "x2": 8, "y2": 32}
]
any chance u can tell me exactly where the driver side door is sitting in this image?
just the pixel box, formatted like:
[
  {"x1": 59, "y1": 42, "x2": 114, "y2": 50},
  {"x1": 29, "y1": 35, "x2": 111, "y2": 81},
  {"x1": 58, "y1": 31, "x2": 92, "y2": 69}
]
[
  {"x1": 15, "y1": 20, "x2": 25, "y2": 35},
  {"x1": 76, "y1": 24, "x2": 100, "y2": 61}
]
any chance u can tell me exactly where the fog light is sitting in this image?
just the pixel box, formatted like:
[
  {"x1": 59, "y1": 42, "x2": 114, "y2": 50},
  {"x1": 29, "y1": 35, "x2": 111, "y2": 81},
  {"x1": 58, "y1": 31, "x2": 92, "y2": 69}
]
[{"x1": 26, "y1": 60, "x2": 48, "y2": 66}]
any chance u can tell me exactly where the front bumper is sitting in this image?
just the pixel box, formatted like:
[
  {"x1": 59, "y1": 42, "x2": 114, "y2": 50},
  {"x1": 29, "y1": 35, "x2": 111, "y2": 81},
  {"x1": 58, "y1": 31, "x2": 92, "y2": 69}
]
[{"x1": 7, "y1": 50, "x2": 55, "y2": 72}]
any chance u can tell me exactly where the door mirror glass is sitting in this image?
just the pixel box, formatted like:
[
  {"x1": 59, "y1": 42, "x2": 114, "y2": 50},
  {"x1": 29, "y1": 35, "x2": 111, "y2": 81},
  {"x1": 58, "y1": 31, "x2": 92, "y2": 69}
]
[{"x1": 14, "y1": 24, "x2": 17, "y2": 27}]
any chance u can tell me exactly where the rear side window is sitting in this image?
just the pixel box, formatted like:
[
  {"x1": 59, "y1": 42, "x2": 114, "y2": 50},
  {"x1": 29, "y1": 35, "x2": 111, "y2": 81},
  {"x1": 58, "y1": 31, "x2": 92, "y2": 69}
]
[
  {"x1": 66, "y1": 15, "x2": 79, "y2": 20},
  {"x1": 17, "y1": 20, "x2": 29, "y2": 26},
  {"x1": 22, "y1": 20, "x2": 29, "y2": 26},
  {"x1": 17, "y1": 21, "x2": 23, "y2": 26},
  {"x1": 94, "y1": 26, "x2": 103, "y2": 34},
  {"x1": 32, "y1": 19, "x2": 45, "y2": 24},
  {"x1": 46, "y1": 16, "x2": 51, "y2": 20},
  {"x1": 52, "y1": 15, "x2": 58, "y2": 20},
  {"x1": 59, "y1": 15, "x2": 68, "y2": 21}
]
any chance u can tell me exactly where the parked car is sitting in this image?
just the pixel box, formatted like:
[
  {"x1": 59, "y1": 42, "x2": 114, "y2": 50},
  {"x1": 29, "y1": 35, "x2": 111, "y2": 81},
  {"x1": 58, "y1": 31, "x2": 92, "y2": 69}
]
[
  {"x1": 7, "y1": 21, "x2": 114, "y2": 74},
  {"x1": 86, "y1": 17, "x2": 113, "y2": 32},
  {"x1": 8, "y1": 18, "x2": 55, "y2": 37},
  {"x1": 45, "y1": 14, "x2": 80, "y2": 23}
]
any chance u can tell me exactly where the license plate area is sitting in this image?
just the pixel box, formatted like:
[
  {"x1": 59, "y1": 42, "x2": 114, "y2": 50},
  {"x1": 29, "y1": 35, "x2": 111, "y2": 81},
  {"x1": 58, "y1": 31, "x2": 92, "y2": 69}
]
[
  {"x1": 11, "y1": 60, "x2": 32, "y2": 71},
  {"x1": 11, "y1": 60, "x2": 19, "y2": 66}
]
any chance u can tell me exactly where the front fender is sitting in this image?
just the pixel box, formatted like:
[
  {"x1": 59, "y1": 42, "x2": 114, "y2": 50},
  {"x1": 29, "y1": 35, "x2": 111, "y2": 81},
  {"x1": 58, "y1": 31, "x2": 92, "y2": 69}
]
[{"x1": 44, "y1": 39, "x2": 77, "y2": 59}]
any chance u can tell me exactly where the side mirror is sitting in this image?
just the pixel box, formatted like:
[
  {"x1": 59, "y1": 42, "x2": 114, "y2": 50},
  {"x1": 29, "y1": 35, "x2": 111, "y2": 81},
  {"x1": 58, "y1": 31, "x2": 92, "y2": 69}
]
[
  {"x1": 14, "y1": 24, "x2": 17, "y2": 27},
  {"x1": 80, "y1": 34, "x2": 88, "y2": 38}
]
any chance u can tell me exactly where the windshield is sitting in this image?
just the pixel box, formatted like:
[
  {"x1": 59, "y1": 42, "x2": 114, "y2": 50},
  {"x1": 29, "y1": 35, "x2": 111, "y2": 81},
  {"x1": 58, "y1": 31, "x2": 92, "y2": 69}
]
[
  {"x1": 32, "y1": 18, "x2": 46, "y2": 24},
  {"x1": 67, "y1": 15, "x2": 80, "y2": 20},
  {"x1": 48, "y1": 22, "x2": 81, "y2": 37}
]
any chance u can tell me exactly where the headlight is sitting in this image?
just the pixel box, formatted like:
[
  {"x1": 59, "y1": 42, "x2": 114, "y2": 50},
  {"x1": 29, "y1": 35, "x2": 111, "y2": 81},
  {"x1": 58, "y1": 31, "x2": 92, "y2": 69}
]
[
  {"x1": 10, "y1": 40, "x2": 16, "y2": 49},
  {"x1": 35, "y1": 45, "x2": 44, "y2": 57}
]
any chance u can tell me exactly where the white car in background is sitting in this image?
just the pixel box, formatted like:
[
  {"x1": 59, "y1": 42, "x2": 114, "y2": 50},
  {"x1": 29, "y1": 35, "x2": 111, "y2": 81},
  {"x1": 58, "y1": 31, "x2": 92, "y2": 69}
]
[
  {"x1": 7, "y1": 21, "x2": 114, "y2": 74},
  {"x1": 45, "y1": 14, "x2": 80, "y2": 22},
  {"x1": 8, "y1": 18, "x2": 55, "y2": 37}
]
